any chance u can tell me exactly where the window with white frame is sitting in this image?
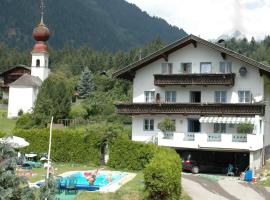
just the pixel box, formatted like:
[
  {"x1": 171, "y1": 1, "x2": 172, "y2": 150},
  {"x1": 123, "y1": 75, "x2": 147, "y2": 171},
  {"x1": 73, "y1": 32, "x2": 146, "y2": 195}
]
[
  {"x1": 180, "y1": 63, "x2": 192, "y2": 74},
  {"x1": 144, "y1": 119, "x2": 154, "y2": 131},
  {"x1": 220, "y1": 61, "x2": 232, "y2": 73},
  {"x1": 215, "y1": 91, "x2": 227, "y2": 103},
  {"x1": 200, "y1": 62, "x2": 212, "y2": 73},
  {"x1": 214, "y1": 123, "x2": 226, "y2": 133},
  {"x1": 162, "y1": 63, "x2": 173, "y2": 74},
  {"x1": 144, "y1": 91, "x2": 155, "y2": 103},
  {"x1": 238, "y1": 91, "x2": 251, "y2": 103},
  {"x1": 165, "y1": 91, "x2": 176, "y2": 102}
]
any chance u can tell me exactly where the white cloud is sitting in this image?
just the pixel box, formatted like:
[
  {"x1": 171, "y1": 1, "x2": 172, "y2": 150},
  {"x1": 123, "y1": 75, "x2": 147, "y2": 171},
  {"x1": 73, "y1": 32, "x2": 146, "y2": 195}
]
[{"x1": 125, "y1": 0, "x2": 270, "y2": 40}]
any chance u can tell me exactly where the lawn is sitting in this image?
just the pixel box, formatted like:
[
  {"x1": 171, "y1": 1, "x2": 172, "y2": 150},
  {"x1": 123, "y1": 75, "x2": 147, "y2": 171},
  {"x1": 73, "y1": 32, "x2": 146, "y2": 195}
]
[{"x1": 0, "y1": 117, "x2": 16, "y2": 133}]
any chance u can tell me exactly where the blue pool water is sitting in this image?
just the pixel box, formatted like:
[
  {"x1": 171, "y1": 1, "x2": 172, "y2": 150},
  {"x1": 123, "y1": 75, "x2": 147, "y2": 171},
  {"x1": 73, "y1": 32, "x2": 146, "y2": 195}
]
[{"x1": 36, "y1": 171, "x2": 127, "y2": 191}]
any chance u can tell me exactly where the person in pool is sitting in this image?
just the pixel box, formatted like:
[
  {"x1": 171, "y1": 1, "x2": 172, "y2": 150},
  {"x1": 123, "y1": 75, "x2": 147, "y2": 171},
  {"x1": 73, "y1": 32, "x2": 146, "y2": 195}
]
[{"x1": 86, "y1": 169, "x2": 99, "y2": 185}]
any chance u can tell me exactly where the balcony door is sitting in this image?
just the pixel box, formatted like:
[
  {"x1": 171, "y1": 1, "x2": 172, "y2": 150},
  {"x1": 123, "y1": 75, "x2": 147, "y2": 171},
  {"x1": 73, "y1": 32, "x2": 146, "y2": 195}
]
[
  {"x1": 190, "y1": 91, "x2": 201, "y2": 103},
  {"x1": 188, "y1": 119, "x2": 201, "y2": 132}
]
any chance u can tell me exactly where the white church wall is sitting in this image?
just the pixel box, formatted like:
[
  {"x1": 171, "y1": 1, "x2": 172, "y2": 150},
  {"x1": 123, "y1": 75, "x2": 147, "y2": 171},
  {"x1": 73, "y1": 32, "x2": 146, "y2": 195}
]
[{"x1": 7, "y1": 86, "x2": 35, "y2": 118}]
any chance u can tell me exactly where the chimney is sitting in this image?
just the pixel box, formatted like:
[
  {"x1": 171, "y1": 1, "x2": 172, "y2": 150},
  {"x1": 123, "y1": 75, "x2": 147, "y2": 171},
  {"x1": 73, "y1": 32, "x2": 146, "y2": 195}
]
[{"x1": 217, "y1": 39, "x2": 225, "y2": 47}]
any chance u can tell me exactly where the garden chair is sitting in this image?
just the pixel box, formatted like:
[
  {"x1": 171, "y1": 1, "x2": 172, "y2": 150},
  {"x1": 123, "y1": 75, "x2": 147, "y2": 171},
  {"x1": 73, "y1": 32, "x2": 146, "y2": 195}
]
[{"x1": 65, "y1": 176, "x2": 77, "y2": 194}]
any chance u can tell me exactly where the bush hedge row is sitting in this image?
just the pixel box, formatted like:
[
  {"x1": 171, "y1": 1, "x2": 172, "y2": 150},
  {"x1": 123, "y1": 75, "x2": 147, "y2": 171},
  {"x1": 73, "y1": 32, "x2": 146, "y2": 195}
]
[
  {"x1": 108, "y1": 139, "x2": 157, "y2": 170},
  {"x1": 7, "y1": 124, "x2": 129, "y2": 165},
  {"x1": 144, "y1": 148, "x2": 182, "y2": 200}
]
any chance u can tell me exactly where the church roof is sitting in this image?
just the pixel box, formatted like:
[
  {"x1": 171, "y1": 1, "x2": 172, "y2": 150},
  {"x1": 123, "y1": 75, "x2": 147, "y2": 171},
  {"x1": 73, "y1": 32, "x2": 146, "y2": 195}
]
[{"x1": 9, "y1": 74, "x2": 42, "y2": 87}]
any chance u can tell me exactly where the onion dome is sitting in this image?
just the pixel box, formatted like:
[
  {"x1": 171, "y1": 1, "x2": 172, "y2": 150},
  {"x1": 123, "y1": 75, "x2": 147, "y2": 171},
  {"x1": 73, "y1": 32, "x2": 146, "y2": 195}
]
[
  {"x1": 32, "y1": 41, "x2": 48, "y2": 53},
  {"x1": 32, "y1": 21, "x2": 50, "y2": 42}
]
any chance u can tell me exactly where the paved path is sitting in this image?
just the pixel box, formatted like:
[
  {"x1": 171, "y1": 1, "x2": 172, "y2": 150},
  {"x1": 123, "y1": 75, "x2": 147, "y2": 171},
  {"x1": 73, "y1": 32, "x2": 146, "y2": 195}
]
[{"x1": 182, "y1": 173, "x2": 270, "y2": 200}]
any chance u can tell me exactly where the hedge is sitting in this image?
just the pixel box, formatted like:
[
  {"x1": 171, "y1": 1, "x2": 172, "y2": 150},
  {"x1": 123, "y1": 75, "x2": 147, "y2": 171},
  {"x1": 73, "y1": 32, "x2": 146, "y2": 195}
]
[
  {"x1": 108, "y1": 139, "x2": 157, "y2": 170},
  {"x1": 9, "y1": 124, "x2": 129, "y2": 165},
  {"x1": 144, "y1": 148, "x2": 182, "y2": 200}
]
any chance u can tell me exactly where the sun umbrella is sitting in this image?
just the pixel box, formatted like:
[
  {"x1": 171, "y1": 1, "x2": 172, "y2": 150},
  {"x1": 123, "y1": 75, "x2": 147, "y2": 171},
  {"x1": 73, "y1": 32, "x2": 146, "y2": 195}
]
[{"x1": 0, "y1": 136, "x2": 29, "y2": 148}]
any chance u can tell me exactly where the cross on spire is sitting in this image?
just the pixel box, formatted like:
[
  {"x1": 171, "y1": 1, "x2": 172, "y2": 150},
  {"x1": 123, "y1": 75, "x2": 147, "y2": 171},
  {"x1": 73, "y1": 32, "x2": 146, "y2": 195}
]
[{"x1": 40, "y1": 0, "x2": 45, "y2": 24}]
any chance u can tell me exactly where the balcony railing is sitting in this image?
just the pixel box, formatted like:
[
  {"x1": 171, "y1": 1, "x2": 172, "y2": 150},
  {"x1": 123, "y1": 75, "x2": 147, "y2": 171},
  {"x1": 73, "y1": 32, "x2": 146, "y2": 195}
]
[
  {"x1": 116, "y1": 103, "x2": 265, "y2": 116},
  {"x1": 157, "y1": 132, "x2": 263, "y2": 151},
  {"x1": 154, "y1": 73, "x2": 235, "y2": 86}
]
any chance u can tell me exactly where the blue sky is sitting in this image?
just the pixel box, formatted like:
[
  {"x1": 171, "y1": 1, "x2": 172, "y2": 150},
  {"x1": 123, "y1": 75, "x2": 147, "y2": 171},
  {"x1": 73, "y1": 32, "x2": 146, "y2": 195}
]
[{"x1": 125, "y1": 0, "x2": 270, "y2": 40}]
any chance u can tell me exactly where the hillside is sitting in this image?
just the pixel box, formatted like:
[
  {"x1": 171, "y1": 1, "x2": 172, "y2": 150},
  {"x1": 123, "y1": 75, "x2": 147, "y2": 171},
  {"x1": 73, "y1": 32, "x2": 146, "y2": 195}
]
[{"x1": 0, "y1": 0, "x2": 187, "y2": 51}]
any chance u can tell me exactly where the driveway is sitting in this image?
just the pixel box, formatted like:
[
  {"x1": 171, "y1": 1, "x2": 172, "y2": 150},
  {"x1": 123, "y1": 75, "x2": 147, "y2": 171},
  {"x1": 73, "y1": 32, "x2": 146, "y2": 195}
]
[{"x1": 182, "y1": 173, "x2": 270, "y2": 200}]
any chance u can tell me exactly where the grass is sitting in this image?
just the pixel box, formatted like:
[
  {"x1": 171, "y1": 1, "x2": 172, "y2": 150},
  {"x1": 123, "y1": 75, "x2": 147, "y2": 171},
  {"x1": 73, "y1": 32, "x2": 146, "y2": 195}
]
[
  {"x1": 76, "y1": 172, "x2": 144, "y2": 200},
  {"x1": 0, "y1": 117, "x2": 16, "y2": 133}
]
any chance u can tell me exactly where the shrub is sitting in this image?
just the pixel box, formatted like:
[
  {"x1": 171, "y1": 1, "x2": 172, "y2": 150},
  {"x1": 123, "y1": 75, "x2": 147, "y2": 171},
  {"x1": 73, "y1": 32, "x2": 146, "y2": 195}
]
[
  {"x1": 144, "y1": 148, "x2": 182, "y2": 200},
  {"x1": 158, "y1": 117, "x2": 176, "y2": 132},
  {"x1": 237, "y1": 123, "x2": 254, "y2": 133},
  {"x1": 16, "y1": 113, "x2": 35, "y2": 129},
  {"x1": 69, "y1": 103, "x2": 88, "y2": 119},
  {"x1": 12, "y1": 124, "x2": 129, "y2": 165},
  {"x1": 108, "y1": 139, "x2": 157, "y2": 170}
]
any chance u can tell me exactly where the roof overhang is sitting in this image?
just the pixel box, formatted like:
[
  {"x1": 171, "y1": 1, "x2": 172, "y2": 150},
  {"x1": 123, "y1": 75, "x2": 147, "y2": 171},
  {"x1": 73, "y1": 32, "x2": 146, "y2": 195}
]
[{"x1": 113, "y1": 34, "x2": 270, "y2": 81}]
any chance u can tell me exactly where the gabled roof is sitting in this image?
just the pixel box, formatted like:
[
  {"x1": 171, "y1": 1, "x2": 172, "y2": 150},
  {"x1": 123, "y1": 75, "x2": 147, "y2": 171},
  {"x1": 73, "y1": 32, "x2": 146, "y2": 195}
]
[
  {"x1": 0, "y1": 65, "x2": 30, "y2": 76},
  {"x1": 9, "y1": 74, "x2": 42, "y2": 87},
  {"x1": 113, "y1": 34, "x2": 270, "y2": 80}
]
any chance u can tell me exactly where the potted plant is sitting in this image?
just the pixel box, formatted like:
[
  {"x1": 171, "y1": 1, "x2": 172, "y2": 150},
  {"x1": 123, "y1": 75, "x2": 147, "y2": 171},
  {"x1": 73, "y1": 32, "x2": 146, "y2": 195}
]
[
  {"x1": 158, "y1": 117, "x2": 176, "y2": 139},
  {"x1": 236, "y1": 123, "x2": 254, "y2": 134}
]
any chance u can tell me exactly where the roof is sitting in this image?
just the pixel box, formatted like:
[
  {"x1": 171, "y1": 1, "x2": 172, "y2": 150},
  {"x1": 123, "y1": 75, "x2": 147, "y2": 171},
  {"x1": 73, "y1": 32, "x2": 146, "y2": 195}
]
[
  {"x1": 113, "y1": 34, "x2": 270, "y2": 80},
  {"x1": 9, "y1": 74, "x2": 42, "y2": 87},
  {"x1": 0, "y1": 65, "x2": 31, "y2": 76}
]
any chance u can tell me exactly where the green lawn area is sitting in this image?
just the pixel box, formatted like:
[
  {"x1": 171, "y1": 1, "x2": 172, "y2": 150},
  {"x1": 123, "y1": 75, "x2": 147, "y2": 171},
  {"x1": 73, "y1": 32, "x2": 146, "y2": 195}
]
[{"x1": 0, "y1": 117, "x2": 16, "y2": 133}]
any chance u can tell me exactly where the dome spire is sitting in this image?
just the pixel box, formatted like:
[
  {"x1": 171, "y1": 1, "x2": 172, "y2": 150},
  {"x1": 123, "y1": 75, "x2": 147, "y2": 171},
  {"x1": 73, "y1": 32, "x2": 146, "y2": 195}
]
[{"x1": 40, "y1": 0, "x2": 45, "y2": 25}]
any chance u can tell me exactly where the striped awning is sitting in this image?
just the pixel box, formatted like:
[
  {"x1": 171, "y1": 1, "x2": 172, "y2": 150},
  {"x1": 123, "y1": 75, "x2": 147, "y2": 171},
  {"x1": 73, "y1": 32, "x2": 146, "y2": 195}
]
[{"x1": 199, "y1": 117, "x2": 256, "y2": 124}]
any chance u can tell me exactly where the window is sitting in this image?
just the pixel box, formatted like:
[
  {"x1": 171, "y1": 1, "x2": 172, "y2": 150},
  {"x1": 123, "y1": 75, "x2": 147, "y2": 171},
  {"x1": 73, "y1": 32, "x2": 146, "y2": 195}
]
[
  {"x1": 190, "y1": 91, "x2": 201, "y2": 103},
  {"x1": 144, "y1": 119, "x2": 154, "y2": 131},
  {"x1": 220, "y1": 61, "x2": 232, "y2": 73},
  {"x1": 165, "y1": 91, "x2": 176, "y2": 102},
  {"x1": 215, "y1": 91, "x2": 227, "y2": 103},
  {"x1": 238, "y1": 91, "x2": 251, "y2": 103},
  {"x1": 214, "y1": 123, "x2": 226, "y2": 133},
  {"x1": 180, "y1": 63, "x2": 192, "y2": 74},
  {"x1": 36, "y1": 59, "x2": 40, "y2": 67},
  {"x1": 162, "y1": 63, "x2": 173, "y2": 74},
  {"x1": 200, "y1": 62, "x2": 212, "y2": 73},
  {"x1": 144, "y1": 91, "x2": 155, "y2": 103},
  {"x1": 188, "y1": 119, "x2": 201, "y2": 132}
]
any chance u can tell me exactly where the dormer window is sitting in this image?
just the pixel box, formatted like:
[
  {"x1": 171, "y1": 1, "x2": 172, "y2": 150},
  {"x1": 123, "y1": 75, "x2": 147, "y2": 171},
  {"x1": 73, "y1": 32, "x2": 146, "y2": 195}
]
[
  {"x1": 162, "y1": 63, "x2": 173, "y2": 74},
  {"x1": 36, "y1": 59, "x2": 40, "y2": 67}
]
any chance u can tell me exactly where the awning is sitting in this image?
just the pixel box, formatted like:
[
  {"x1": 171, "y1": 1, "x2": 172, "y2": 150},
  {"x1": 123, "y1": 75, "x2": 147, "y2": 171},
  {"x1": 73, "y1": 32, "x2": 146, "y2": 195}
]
[{"x1": 199, "y1": 117, "x2": 256, "y2": 124}]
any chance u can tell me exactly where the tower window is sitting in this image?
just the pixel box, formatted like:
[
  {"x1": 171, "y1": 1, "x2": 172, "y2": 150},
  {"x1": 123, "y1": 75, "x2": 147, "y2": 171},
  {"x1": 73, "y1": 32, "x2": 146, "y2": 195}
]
[{"x1": 36, "y1": 59, "x2": 40, "y2": 67}]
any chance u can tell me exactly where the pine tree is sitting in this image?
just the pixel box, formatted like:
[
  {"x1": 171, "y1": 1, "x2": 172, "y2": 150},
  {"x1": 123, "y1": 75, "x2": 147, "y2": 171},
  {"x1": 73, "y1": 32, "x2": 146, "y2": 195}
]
[
  {"x1": 0, "y1": 143, "x2": 36, "y2": 200},
  {"x1": 77, "y1": 67, "x2": 95, "y2": 98}
]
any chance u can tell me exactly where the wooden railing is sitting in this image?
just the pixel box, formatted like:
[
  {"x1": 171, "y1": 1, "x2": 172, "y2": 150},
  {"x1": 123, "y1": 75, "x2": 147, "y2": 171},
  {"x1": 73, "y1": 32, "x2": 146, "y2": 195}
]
[
  {"x1": 115, "y1": 103, "x2": 265, "y2": 116},
  {"x1": 154, "y1": 73, "x2": 235, "y2": 86}
]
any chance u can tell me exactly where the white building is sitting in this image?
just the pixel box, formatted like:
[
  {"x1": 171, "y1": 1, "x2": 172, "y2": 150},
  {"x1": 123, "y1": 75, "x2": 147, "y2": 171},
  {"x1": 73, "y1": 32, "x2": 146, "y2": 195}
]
[
  {"x1": 113, "y1": 35, "x2": 270, "y2": 172},
  {"x1": 7, "y1": 17, "x2": 50, "y2": 118}
]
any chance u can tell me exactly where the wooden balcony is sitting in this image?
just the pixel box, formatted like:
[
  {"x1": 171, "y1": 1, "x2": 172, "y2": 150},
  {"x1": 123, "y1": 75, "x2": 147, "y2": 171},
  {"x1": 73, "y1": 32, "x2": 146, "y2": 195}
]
[
  {"x1": 154, "y1": 73, "x2": 235, "y2": 86},
  {"x1": 115, "y1": 103, "x2": 265, "y2": 116}
]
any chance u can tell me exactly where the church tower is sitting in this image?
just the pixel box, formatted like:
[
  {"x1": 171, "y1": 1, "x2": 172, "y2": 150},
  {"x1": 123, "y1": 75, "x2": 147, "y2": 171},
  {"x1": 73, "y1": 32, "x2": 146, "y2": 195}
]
[{"x1": 31, "y1": 0, "x2": 50, "y2": 81}]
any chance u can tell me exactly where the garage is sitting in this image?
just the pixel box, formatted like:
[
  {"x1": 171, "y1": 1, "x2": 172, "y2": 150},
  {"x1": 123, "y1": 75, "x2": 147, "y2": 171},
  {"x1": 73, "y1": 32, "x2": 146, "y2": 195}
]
[{"x1": 177, "y1": 149, "x2": 249, "y2": 175}]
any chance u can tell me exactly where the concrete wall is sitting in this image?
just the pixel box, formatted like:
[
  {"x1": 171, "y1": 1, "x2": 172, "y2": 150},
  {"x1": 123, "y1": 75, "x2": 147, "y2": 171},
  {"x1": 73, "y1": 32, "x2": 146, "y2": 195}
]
[
  {"x1": 7, "y1": 86, "x2": 36, "y2": 118},
  {"x1": 250, "y1": 149, "x2": 263, "y2": 171},
  {"x1": 133, "y1": 43, "x2": 264, "y2": 103}
]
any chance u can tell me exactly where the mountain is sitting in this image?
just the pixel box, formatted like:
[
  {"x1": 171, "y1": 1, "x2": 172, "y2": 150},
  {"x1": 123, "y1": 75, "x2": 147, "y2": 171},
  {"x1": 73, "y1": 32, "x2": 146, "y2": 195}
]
[{"x1": 0, "y1": 0, "x2": 187, "y2": 51}]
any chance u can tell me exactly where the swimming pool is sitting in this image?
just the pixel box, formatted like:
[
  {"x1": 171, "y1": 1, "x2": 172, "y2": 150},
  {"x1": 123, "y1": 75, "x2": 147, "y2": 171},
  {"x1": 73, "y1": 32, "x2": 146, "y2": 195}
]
[{"x1": 36, "y1": 171, "x2": 128, "y2": 191}]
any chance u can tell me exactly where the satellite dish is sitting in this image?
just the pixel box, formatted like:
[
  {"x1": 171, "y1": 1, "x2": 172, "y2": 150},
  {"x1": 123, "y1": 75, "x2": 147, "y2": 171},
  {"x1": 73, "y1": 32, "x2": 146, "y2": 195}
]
[{"x1": 239, "y1": 67, "x2": 247, "y2": 76}]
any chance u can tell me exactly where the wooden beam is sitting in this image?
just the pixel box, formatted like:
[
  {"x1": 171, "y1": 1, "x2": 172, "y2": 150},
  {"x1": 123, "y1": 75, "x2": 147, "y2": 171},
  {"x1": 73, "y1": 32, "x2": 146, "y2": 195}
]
[
  {"x1": 221, "y1": 52, "x2": 226, "y2": 60},
  {"x1": 192, "y1": 41, "x2": 197, "y2": 48},
  {"x1": 161, "y1": 53, "x2": 168, "y2": 62}
]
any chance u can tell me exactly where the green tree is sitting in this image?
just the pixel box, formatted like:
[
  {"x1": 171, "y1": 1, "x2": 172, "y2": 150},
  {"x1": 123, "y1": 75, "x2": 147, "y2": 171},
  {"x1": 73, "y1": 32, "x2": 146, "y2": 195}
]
[
  {"x1": 77, "y1": 67, "x2": 95, "y2": 98},
  {"x1": 0, "y1": 143, "x2": 36, "y2": 200},
  {"x1": 33, "y1": 74, "x2": 72, "y2": 127}
]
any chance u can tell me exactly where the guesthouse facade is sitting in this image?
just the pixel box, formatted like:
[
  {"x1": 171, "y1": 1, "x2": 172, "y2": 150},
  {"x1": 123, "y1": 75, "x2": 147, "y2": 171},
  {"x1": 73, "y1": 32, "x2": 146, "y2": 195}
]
[{"x1": 113, "y1": 35, "x2": 270, "y2": 171}]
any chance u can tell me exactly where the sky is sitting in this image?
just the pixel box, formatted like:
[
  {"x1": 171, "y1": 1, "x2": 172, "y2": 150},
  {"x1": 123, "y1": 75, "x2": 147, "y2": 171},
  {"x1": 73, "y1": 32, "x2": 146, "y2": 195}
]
[{"x1": 125, "y1": 0, "x2": 270, "y2": 40}]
